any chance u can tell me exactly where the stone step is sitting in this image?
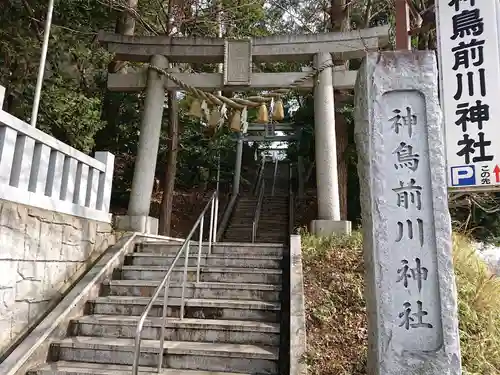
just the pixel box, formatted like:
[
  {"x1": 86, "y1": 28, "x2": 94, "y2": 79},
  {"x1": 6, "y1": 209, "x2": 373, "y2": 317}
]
[
  {"x1": 126, "y1": 253, "x2": 282, "y2": 269},
  {"x1": 226, "y1": 224, "x2": 253, "y2": 230},
  {"x1": 71, "y1": 315, "x2": 280, "y2": 346},
  {"x1": 236, "y1": 207, "x2": 287, "y2": 212},
  {"x1": 137, "y1": 243, "x2": 284, "y2": 257},
  {"x1": 233, "y1": 223, "x2": 287, "y2": 229},
  {"x1": 232, "y1": 210, "x2": 257, "y2": 214},
  {"x1": 256, "y1": 235, "x2": 286, "y2": 240},
  {"x1": 105, "y1": 280, "x2": 281, "y2": 302},
  {"x1": 260, "y1": 220, "x2": 287, "y2": 224},
  {"x1": 222, "y1": 237, "x2": 253, "y2": 243},
  {"x1": 231, "y1": 214, "x2": 255, "y2": 223},
  {"x1": 28, "y1": 361, "x2": 253, "y2": 375},
  {"x1": 222, "y1": 238, "x2": 253, "y2": 243},
  {"x1": 234, "y1": 204, "x2": 257, "y2": 209},
  {"x1": 228, "y1": 221, "x2": 254, "y2": 226},
  {"x1": 230, "y1": 218, "x2": 288, "y2": 224},
  {"x1": 118, "y1": 266, "x2": 282, "y2": 285},
  {"x1": 89, "y1": 297, "x2": 280, "y2": 322},
  {"x1": 236, "y1": 198, "x2": 258, "y2": 203},
  {"x1": 257, "y1": 236, "x2": 287, "y2": 241},
  {"x1": 51, "y1": 337, "x2": 279, "y2": 374}
]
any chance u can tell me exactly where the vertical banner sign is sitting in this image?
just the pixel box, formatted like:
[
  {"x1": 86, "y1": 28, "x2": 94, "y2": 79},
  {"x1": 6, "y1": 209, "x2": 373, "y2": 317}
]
[{"x1": 436, "y1": 0, "x2": 500, "y2": 190}]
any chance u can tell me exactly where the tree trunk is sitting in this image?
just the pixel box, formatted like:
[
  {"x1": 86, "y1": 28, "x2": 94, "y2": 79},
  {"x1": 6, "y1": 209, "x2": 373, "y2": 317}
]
[
  {"x1": 109, "y1": 0, "x2": 138, "y2": 74},
  {"x1": 329, "y1": 0, "x2": 350, "y2": 220},
  {"x1": 99, "y1": 0, "x2": 138, "y2": 149},
  {"x1": 158, "y1": 0, "x2": 181, "y2": 236},
  {"x1": 159, "y1": 92, "x2": 179, "y2": 235}
]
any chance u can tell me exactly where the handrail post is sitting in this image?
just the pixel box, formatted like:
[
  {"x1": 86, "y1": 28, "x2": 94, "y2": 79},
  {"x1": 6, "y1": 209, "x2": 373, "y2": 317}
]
[
  {"x1": 132, "y1": 327, "x2": 142, "y2": 375},
  {"x1": 180, "y1": 242, "x2": 190, "y2": 320},
  {"x1": 289, "y1": 162, "x2": 295, "y2": 235},
  {"x1": 197, "y1": 217, "x2": 204, "y2": 283},
  {"x1": 213, "y1": 195, "x2": 219, "y2": 243},
  {"x1": 254, "y1": 156, "x2": 265, "y2": 196},
  {"x1": 232, "y1": 136, "x2": 243, "y2": 196},
  {"x1": 272, "y1": 155, "x2": 278, "y2": 196},
  {"x1": 157, "y1": 277, "x2": 170, "y2": 372},
  {"x1": 216, "y1": 193, "x2": 238, "y2": 241},
  {"x1": 132, "y1": 191, "x2": 217, "y2": 375},
  {"x1": 252, "y1": 180, "x2": 265, "y2": 244},
  {"x1": 214, "y1": 154, "x2": 220, "y2": 243},
  {"x1": 208, "y1": 197, "x2": 215, "y2": 255}
]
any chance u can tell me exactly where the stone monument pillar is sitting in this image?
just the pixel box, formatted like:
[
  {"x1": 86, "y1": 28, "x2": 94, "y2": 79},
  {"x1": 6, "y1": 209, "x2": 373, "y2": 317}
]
[
  {"x1": 354, "y1": 51, "x2": 461, "y2": 374},
  {"x1": 310, "y1": 52, "x2": 351, "y2": 235},
  {"x1": 116, "y1": 54, "x2": 168, "y2": 234}
]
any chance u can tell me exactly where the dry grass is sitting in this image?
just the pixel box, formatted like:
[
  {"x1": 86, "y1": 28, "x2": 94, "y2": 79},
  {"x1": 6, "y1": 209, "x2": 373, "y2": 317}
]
[
  {"x1": 301, "y1": 231, "x2": 367, "y2": 375},
  {"x1": 453, "y1": 233, "x2": 500, "y2": 375},
  {"x1": 301, "y1": 231, "x2": 500, "y2": 375}
]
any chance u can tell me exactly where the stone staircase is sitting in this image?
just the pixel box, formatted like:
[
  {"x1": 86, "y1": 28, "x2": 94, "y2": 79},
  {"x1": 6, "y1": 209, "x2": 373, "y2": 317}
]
[
  {"x1": 222, "y1": 196, "x2": 288, "y2": 243},
  {"x1": 26, "y1": 241, "x2": 284, "y2": 375},
  {"x1": 223, "y1": 161, "x2": 290, "y2": 244},
  {"x1": 262, "y1": 161, "x2": 289, "y2": 197},
  {"x1": 222, "y1": 197, "x2": 257, "y2": 242},
  {"x1": 255, "y1": 196, "x2": 289, "y2": 243}
]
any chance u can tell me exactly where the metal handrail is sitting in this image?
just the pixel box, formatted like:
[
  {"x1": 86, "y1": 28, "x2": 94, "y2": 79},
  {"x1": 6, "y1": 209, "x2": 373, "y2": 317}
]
[
  {"x1": 253, "y1": 156, "x2": 266, "y2": 196},
  {"x1": 271, "y1": 155, "x2": 278, "y2": 196},
  {"x1": 213, "y1": 154, "x2": 220, "y2": 242},
  {"x1": 252, "y1": 180, "x2": 266, "y2": 243},
  {"x1": 131, "y1": 191, "x2": 218, "y2": 375},
  {"x1": 216, "y1": 192, "x2": 238, "y2": 241}
]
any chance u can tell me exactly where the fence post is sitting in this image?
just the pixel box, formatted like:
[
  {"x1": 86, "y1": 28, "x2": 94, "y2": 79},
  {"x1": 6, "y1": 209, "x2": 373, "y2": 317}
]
[
  {"x1": 0, "y1": 127, "x2": 17, "y2": 186},
  {"x1": 95, "y1": 151, "x2": 114, "y2": 213}
]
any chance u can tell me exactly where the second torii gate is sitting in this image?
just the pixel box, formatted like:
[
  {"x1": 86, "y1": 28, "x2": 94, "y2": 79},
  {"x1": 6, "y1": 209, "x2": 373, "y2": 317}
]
[{"x1": 97, "y1": 26, "x2": 389, "y2": 235}]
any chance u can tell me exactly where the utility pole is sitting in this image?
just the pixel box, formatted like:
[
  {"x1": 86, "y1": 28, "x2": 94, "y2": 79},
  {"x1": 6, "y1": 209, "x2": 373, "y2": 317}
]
[
  {"x1": 395, "y1": 0, "x2": 411, "y2": 50},
  {"x1": 31, "y1": 0, "x2": 55, "y2": 127},
  {"x1": 216, "y1": 0, "x2": 223, "y2": 95}
]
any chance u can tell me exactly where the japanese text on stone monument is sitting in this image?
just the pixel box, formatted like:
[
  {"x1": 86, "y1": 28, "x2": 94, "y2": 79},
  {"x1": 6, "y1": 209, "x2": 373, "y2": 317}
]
[{"x1": 382, "y1": 90, "x2": 443, "y2": 351}]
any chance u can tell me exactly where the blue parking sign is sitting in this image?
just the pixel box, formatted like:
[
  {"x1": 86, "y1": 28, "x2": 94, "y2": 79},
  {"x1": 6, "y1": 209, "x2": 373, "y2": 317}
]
[{"x1": 450, "y1": 165, "x2": 476, "y2": 187}]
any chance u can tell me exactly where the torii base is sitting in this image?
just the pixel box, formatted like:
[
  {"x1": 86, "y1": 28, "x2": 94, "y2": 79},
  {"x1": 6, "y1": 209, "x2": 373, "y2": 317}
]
[
  {"x1": 115, "y1": 215, "x2": 159, "y2": 234},
  {"x1": 310, "y1": 219, "x2": 352, "y2": 236}
]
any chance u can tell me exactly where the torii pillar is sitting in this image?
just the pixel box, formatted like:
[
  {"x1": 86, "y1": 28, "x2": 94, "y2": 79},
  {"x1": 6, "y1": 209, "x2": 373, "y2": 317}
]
[
  {"x1": 115, "y1": 54, "x2": 168, "y2": 234},
  {"x1": 310, "y1": 52, "x2": 351, "y2": 236}
]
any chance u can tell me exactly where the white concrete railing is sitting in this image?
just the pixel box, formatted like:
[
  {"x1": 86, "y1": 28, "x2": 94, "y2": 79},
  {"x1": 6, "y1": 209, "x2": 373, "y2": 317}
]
[{"x1": 0, "y1": 107, "x2": 114, "y2": 223}]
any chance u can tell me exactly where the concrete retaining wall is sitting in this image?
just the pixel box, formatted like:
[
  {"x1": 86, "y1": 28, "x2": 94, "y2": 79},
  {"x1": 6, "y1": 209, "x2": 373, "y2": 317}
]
[{"x1": 0, "y1": 199, "x2": 115, "y2": 355}]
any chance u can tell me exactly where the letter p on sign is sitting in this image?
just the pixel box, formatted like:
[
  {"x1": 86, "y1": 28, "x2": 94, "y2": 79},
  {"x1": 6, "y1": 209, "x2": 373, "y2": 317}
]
[{"x1": 451, "y1": 165, "x2": 476, "y2": 187}]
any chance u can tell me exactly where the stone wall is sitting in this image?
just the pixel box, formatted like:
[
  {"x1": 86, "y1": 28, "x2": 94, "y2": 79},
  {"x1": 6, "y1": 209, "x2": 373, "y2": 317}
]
[{"x1": 0, "y1": 199, "x2": 115, "y2": 355}]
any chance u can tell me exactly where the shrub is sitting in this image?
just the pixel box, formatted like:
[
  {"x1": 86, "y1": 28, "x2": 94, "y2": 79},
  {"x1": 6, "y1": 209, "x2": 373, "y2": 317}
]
[{"x1": 302, "y1": 231, "x2": 500, "y2": 374}]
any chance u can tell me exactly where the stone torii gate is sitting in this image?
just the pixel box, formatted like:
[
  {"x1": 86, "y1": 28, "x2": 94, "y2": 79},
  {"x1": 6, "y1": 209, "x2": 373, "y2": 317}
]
[{"x1": 97, "y1": 26, "x2": 389, "y2": 235}]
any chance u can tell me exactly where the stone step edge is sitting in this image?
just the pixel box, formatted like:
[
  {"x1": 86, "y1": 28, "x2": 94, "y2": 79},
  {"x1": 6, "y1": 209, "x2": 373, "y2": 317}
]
[
  {"x1": 120, "y1": 266, "x2": 282, "y2": 274},
  {"x1": 128, "y1": 254, "x2": 283, "y2": 260},
  {"x1": 29, "y1": 361, "x2": 255, "y2": 375},
  {"x1": 91, "y1": 297, "x2": 281, "y2": 310},
  {"x1": 74, "y1": 315, "x2": 280, "y2": 332},
  {"x1": 106, "y1": 280, "x2": 282, "y2": 291},
  {"x1": 140, "y1": 242, "x2": 285, "y2": 248},
  {"x1": 52, "y1": 337, "x2": 279, "y2": 360}
]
